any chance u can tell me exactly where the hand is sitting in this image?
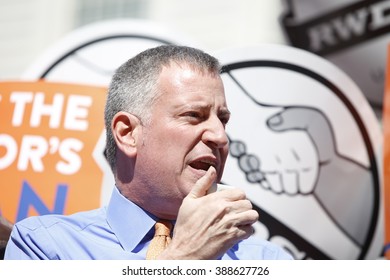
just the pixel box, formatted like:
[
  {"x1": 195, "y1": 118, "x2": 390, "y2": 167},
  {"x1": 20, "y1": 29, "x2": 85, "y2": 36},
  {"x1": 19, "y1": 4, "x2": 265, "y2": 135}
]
[
  {"x1": 264, "y1": 106, "x2": 332, "y2": 195},
  {"x1": 267, "y1": 106, "x2": 373, "y2": 246},
  {"x1": 158, "y1": 167, "x2": 259, "y2": 259}
]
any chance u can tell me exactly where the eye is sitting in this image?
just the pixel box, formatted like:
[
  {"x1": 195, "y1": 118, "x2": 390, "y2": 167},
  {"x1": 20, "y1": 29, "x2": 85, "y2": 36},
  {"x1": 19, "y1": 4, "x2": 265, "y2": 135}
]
[
  {"x1": 219, "y1": 113, "x2": 230, "y2": 126},
  {"x1": 183, "y1": 111, "x2": 205, "y2": 122},
  {"x1": 221, "y1": 117, "x2": 229, "y2": 126},
  {"x1": 186, "y1": 111, "x2": 202, "y2": 119}
]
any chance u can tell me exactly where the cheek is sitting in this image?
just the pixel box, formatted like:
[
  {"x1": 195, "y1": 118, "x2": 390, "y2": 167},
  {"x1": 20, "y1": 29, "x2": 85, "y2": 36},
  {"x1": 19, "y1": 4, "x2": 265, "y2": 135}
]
[
  {"x1": 143, "y1": 127, "x2": 191, "y2": 161},
  {"x1": 142, "y1": 119, "x2": 200, "y2": 165}
]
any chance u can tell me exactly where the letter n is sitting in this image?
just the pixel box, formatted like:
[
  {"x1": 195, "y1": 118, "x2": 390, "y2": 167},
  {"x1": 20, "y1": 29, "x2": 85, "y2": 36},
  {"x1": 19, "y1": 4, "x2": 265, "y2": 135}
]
[{"x1": 16, "y1": 180, "x2": 68, "y2": 222}]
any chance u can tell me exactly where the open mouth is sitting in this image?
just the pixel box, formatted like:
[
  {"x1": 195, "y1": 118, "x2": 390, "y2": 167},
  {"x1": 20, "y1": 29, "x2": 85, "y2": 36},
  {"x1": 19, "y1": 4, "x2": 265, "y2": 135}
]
[{"x1": 189, "y1": 159, "x2": 217, "y2": 172}]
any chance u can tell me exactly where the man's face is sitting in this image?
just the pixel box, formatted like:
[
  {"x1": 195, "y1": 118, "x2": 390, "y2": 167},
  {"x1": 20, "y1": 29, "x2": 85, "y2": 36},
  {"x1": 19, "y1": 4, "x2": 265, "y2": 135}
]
[{"x1": 133, "y1": 63, "x2": 230, "y2": 217}]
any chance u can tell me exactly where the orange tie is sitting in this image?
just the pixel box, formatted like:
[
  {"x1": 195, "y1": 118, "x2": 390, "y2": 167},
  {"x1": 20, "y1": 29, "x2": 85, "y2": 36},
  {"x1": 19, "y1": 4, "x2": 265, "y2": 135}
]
[{"x1": 146, "y1": 220, "x2": 172, "y2": 260}]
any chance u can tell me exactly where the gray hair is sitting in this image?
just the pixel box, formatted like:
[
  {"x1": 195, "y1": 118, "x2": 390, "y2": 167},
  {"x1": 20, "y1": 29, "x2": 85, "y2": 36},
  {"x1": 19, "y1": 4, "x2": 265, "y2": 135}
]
[{"x1": 104, "y1": 45, "x2": 222, "y2": 171}]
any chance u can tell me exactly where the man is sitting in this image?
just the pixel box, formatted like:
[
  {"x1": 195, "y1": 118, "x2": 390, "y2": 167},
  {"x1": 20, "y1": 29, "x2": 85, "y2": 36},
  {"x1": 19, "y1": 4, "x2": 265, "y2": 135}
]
[
  {"x1": 0, "y1": 216, "x2": 12, "y2": 259},
  {"x1": 5, "y1": 45, "x2": 292, "y2": 260}
]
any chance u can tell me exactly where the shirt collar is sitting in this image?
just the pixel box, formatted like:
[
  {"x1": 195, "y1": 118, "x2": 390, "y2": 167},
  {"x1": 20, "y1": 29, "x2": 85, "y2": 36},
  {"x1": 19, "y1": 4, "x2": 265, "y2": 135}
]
[{"x1": 106, "y1": 187, "x2": 156, "y2": 252}]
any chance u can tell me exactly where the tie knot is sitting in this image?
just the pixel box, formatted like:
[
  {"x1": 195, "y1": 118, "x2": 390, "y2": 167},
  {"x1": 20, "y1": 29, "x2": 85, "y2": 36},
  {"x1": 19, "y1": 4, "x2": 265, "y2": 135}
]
[
  {"x1": 146, "y1": 220, "x2": 172, "y2": 260},
  {"x1": 154, "y1": 220, "x2": 172, "y2": 237}
]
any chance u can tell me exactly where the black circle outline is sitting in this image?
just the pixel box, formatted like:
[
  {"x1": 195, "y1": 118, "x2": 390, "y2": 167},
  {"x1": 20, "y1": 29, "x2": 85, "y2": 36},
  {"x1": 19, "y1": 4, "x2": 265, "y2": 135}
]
[{"x1": 39, "y1": 35, "x2": 174, "y2": 79}]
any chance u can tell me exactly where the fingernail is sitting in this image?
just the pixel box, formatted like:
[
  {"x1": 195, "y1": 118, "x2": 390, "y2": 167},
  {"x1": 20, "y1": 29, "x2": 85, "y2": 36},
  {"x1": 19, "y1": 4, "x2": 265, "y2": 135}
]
[
  {"x1": 267, "y1": 114, "x2": 282, "y2": 127},
  {"x1": 208, "y1": 166, "x2": 216, "y2": 176}
]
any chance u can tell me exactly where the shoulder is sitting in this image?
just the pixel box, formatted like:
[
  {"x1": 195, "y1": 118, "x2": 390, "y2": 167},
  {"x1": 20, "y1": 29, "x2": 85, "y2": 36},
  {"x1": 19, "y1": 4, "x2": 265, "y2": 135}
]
[
  {"x1": 226, "y1": 236, "x2": 293, "y2": 260},
  {"x1": 13, "y1": 207, "x2": 107, "y2": 233},
  {"x1": 5, "y1": 207, "x2": 109, "y2": 259}
]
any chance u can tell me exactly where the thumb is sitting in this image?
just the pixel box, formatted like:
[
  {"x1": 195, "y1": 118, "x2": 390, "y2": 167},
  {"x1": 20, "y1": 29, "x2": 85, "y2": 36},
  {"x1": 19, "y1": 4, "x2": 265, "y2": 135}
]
[
  {"x1": 187, "y1": 166, "x2": 217, "y2": 199},
  {"x1": 267, "y1": 106, "x2": 336, "y2": 162}
]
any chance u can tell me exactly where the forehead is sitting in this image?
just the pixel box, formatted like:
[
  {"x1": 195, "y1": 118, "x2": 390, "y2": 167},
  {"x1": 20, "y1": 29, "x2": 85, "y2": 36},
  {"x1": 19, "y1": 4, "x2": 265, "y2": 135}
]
[
  {"x1": 149, "y1": 65, "x2": 229, "y2": 118},
  {"x1": 153, "y1": 64, "x2": 227, "y2": 108}
]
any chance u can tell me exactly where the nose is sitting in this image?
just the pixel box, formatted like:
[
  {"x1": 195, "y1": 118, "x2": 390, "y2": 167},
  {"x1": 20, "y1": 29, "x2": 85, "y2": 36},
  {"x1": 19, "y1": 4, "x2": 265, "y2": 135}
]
[{"x1": 202, "y1": 116, "x2": 229, "y2": 148}]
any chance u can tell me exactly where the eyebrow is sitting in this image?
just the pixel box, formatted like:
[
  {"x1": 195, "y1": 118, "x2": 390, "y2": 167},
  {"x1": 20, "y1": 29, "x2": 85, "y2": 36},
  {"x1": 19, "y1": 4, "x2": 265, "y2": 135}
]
[{"x1": 187, "y1": 104, "x2": 231, "y2": 115}]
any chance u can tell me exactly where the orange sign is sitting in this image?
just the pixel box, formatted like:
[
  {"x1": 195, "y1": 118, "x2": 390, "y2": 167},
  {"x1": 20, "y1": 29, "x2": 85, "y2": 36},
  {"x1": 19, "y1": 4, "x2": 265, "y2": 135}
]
[
  {"x1": 0, "y1": 81, "x2": 107, "y2": 223},
  {"x1": 383, "y1": 45, "x2": 390, "y2": 260}
]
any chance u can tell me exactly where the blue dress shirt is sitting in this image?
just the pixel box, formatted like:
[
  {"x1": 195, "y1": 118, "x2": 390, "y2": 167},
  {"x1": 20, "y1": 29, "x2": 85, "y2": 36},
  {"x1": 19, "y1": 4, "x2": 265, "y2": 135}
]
[{"x1": 5, "y1": 187, "x2": 292, "y2": 260}]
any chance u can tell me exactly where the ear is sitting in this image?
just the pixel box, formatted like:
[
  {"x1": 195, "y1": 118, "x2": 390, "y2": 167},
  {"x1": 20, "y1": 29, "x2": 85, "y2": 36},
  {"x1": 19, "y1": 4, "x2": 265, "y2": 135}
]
[{"x1": 111, "y1": 111, "x2": 142, "y2": 157}]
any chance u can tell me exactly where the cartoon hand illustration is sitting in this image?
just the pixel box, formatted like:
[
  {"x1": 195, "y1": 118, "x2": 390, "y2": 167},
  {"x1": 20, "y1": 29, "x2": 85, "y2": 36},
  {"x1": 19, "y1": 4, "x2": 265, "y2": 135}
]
[
  {"x1": 263, "y1": 106, "x2": 333, "y2": 195},
  {"x1": 229, "y1": 106, "x2": 320, "y2": 196},
  {"x1": 266, "y1": 106, "x2": 373, "y2": 246}
]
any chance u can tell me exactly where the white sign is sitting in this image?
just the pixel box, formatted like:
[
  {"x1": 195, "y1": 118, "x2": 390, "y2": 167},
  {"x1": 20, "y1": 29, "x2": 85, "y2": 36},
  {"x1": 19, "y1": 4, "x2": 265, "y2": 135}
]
[{"x1": 216, "y1": 44, "x2": 383, "y2": 259}]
